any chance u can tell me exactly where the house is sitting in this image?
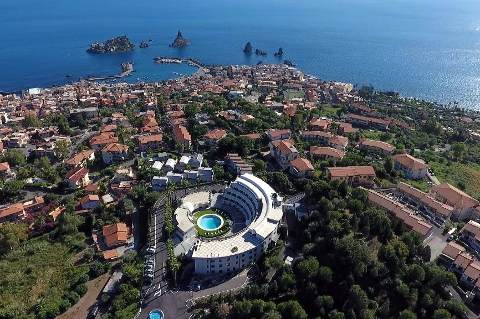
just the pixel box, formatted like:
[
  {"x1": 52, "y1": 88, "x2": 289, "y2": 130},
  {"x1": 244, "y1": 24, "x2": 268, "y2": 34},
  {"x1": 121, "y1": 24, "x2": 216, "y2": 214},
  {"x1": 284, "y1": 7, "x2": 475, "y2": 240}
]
[
  {"x1": 461, "y1": 261, "x2": 480, "y2": 289},
  {"x1": 184, "y1": 170, "x2": 199, "y2": 180},
  {"x1": 225, "y1": 153, "x2": 253, "y2": 176},
  {"x1": 65, "y1": 167, "x2": 90, "y2": 189},
  {"x1": 289, "y1": 157, "x2": 314, "y2": 178},
  {"x1": 392, "y1": 153, "x2": 428, "y2": 180},
  {"x1": 152, "y1": 176, "x2": 169, "y2": 191},
  {"x1": 327, "y1": 166, "x2": 376, "y2": 186},
  {"x1": 430, "y1": 183, "x2": 480, "y2": 221},
  {"x1": 451, "y1": 252, "x2": 474, "y2": 274},
  {"x1": 266, "y1": 129, "x2": 291, "y2": 141},
  {"x1": 0, "y1": 162, "x2": 13, "y2": 178},
  {"x1": 152, "y1": 161, "x2": 164, "y2": 171},
  {"x1": 101, "y1": 143, "x2": 129, "y2": 164},
  {"x1": 309, "y1": 146, "x2": 345, "y2": 162},
  {"x1": 48, "y1": 206, "x2": 65, "y2": 222},
  {"x1": 66, "y1": 149, "x2": 95, "y2": 168},
  {"x1": 176, "y1": 155, "x2": 191, "y2": 172},
  {"x1": 163, "y1": 158, "x2": 177, "y2": 172},
  {"x1": 336, "y1": 122, "x2": 358, "y2": 135},
  {"x1": 189, "y1": 153, "x2": 204, "y2": 168},
  {"x1": 102, "y1": 223, "x2": 129, "y2": 248},
  {"x1": 362, "y1": 187, "x2": 433, "y2": 239},
  {"x1": 172, "y1": 125, "x2": 192, "y2": 150},
  {"x1": 79, "y1": 194, "x2": 101, "y2": 210},
  {"x1": 198, "y1": 167, "x2": 214, "y2": 182},
  {"x1": 460, "y1": 221, "x2": 480, "y2": 255},
  {"x1": 203, "y1": 129, "x2": 227, "y2": 146},
  {"x1": 137, "y1": 134, "x2": 163, "y2": 152},
  {"x1": 345, "y1": 113, "x2": 391, "y2": 131},
  {"x1": 0, "y1": 203, "x2": 25, "y2": 224},
  {"x1": 359, "y1": 139, "x2": 395, "y2": 155},
  {"x1": 166, "y1": 171, "x2": 184, "y2": 184},
  {"x1": 301, "y1": 131, "x2": 348, "y2": 150},
  {"x1": 397, "y1": 182, "x2": 453, "y2": 225},
  {"x1": 309, "y1": 118, "x2": 332, "y2": 131},
  {"x1": 4, "y1": 132, "x2": 29, "y2": 148},
  {"x1": 269, "y1": 139, "x2": 299, "y2": 169},
  {"x1": 89, "y1": 132, "x2": 118, "y2": 151},
  {"x1": 440, "y1": 242, "x2": 466, "y2": 266}
]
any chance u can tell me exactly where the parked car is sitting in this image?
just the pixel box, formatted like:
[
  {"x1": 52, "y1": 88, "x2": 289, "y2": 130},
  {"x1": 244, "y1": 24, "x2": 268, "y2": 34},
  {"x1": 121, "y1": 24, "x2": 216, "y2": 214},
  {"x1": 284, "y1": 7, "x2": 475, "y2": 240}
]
[{"x1": 87, "y1": 303, "x2": 99, "y2": 319}]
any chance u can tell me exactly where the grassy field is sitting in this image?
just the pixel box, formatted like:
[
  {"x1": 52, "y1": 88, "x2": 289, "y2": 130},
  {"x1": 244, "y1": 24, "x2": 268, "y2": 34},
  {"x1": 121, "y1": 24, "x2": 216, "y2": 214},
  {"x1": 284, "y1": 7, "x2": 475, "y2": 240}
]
[
  {"x1": 429, "y1": 161, "x2": 480, "y2": 198},
  {"x1": 0, "y1": 235, "x2": 89, "y2": 318},
  {"x1": 318, "y1": 104, "x2": 342, "y2": 117}
]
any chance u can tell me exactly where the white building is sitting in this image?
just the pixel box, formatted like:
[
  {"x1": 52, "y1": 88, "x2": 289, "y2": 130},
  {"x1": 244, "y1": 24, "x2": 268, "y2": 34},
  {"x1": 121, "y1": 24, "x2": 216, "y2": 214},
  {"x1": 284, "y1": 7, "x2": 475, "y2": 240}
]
[
  {"x1": 163, "y1": 158, "x2": 177, "y2": 172},
  {"x1": 190, "y1": 174, "x2": 283, "y2": 274}
]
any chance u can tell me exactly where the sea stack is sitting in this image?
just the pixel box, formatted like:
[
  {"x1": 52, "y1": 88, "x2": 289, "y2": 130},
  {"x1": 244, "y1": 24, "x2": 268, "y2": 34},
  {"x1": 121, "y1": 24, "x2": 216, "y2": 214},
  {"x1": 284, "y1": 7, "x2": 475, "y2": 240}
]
[
  {"x1": 87, "y1": 36, "x2": 134, "y2": 53},
  {"x1": 255, "y1": 48, "x2": 267, "y2": 56},
  {"x1": 243, "y1": 42, "x2": 253, "y2": 54},
  {"x1": 139, "y1": 40, "x2": 149, "y2": 48},
  {"x1": 274, "y1": 48, "x2": 284, "y2": 57},
  {"x1": 170, "y1": 30, "x2": 190, "y2": 48}
]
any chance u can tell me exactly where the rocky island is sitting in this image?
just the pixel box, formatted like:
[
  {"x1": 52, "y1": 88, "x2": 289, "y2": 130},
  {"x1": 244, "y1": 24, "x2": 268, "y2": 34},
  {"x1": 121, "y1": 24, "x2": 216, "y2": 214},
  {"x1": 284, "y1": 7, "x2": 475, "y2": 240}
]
[
  {"x1": 170, "y1": 31, "x2": 190, "y2": 48},
  {"x1": 255, "y1": 48, "x2": 267, "y2": 56},
  {"x1": 274, "y1": 47, "x2": 284, "y2": 57},
  {"x1": 87, "y1": 35, "x2": 134, "y2": 53},
  {"x1": 243, "y1": 42, "x2": 253, "y2": 54},
  {"x1": 139, "y1": 40, "x2": 149, "y2": 49}
]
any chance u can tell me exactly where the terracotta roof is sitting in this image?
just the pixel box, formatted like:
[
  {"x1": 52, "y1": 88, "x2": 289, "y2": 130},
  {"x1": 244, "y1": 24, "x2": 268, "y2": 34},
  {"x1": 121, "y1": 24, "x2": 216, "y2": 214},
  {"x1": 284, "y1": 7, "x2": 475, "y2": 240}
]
[
  {"x1": 102, "y1": 223, "x2": 129, "y2": 248},
  {"x1": 310, "y1": 146, "x2": 345, "y2": 159},
  {"x1": 454, "y1": 252, "x2": 474, "y2": 271},
  {"x1": 65, "y1": 167, "x2": 89, "y2": 183},
  {"x1": 442, "y1": 242, "x2": 466, "y2": 260},
  {"x1": 102, "y1": 143, "x2": 129, "y2": 153},
  {"x1": 48, "y1": 206, "x2": 65, "y2": 221},
  {"x1": 137, "y1": 134, "x2": 163, "y2": 144},
  {"x1": 100, "y1": 124, "x2": 117, "y2": 133},
  {"x1": 347, "y1": 113, "x2": 391, "y2": 126},
  {"x1": 336, "y1": 122, "x2": 357, "y2": 134},
  {"x1": 328, "y1": 166, "x2": 376, "y2": 178},
  {"x1": 398, "y1": 182, "x2": 453, "y2": 217},
  {"x1": 102, "y1": 249, "x2": 119, "y2": 260},
  {"x1": 172, "y1": 125, "x2": 192, "y2": 142},
  {"x1": 204, "y1": 129, "x2": 227, "y2": 141},
  {"x1": 464, "y1": 261, "x2": 480, "y2": 280},
  {"x1": 461, "y1": 220, "x2": 480, "y2": 242},
  {"x1": 290, "y1": 157, "x2": 314, "y2": 173},
  {"x1": 271, "y1": 139, "x2": 298, "y2": 155},
  {"x1": 0, "y1": 203, "x2": 24, "y2": 219},
  {"x1": 359, "y1": 139, "x2": 395, "y2": 153},
  {"x1": 0, "y1": 162, "x2": 10, "y2": 172},
  {"x1": 330, "y1": 135, "x2": 349, "y2": 148},
  {"x1": 309, "y1": 118, "x2": 331, "y2": 130},
  {"x1": 431, "y1": 183, "x2": 479, "y2": 210},
  {"x1": 84, "y1": 183, "x2": 99, "y2": 193},
  {"x1": 66, "y1": 149, "x2": 94, "y2": 166},
  {"x1": 89, "y1": 132, "x2": 118, "y2": 146},
  {"x1": 266, "y1": 129, "x2": 291, "y2": 140},
  {"x1": 393, "y1": 153, "x2": 428, "y2": 171}
]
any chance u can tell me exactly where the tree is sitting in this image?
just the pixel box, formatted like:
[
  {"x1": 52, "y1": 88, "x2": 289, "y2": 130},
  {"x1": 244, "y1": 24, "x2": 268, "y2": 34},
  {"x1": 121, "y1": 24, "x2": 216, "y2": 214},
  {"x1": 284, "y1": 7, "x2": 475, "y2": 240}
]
[
  {"x1": 1, "y1": 149, "x2": 26, "y2": 167},
  {"x1": 0, "y1": 222, "x2": 28, "y2": 254},
  {"x1": 277, "y1": 300, "x2": 308, "y2": 319},
  {"x1": 433, "y1": 309, "x2": 451, "y2": 319},
  {"x1": 22, "y1": 113, "x2": 41, "y2": 128},
  {"x1": 399, "y1": 309, "x2": 417, "y2": 319},
  {"x1": 452, "y1": 142, "x2": 466, "y2": 160},
  {"x1": 57, "y1": 114, "x2": 72, "y2": 135},
  {"x1": 55, "y1": 140, "x2": 70, "y2": 159},
  {"x1": 296, "y1": 256, "x2": 319, "y2": 279}
]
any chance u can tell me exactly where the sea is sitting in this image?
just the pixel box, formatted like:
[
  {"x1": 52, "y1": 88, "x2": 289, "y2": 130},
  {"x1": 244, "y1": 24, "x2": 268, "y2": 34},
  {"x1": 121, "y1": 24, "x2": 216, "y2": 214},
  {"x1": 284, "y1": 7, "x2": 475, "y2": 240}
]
[{"x1": 1, "y1": 0, "x2": 480, "y2": 109}]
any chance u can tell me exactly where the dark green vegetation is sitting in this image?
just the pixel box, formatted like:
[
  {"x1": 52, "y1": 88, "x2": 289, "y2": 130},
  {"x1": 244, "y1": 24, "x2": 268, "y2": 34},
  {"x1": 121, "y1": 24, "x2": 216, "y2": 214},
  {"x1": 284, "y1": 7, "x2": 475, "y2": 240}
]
[
  {"x1": 0, "y1": 212, "x2": 110, "y2": 319},
  {"x1": 198, "y1": 180, "x2": 465, "y2": 319}
]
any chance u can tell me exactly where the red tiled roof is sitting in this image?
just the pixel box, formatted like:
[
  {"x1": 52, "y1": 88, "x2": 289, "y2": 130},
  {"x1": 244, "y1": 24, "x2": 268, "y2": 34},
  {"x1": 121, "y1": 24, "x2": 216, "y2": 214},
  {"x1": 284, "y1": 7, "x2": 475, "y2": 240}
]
[
  {"x1": 65, "y1": 167, "x2": 89, "y2": 183},
  {"x1": 0, "y1": 162, "x2": 10, "y2": 172},
  {"x1": 204, "y1": 129, "x2": 227, "y2": 141},
  {"x1": 310, "y1": 146, "x2": 345, "y2": 159},
  {"x1": 66, "y1": 149, "x2": 94, "y2": 166},
  {"x1": 328, "y1": 166, "x2": 376, "y2": 178},
  {"x1": 290, "y1": 157, "x2": 314, "y2": 172},
  {"x1": 102, "y1": 143, "x2": 129, "y2": 153},
  {"x1": 137, "y1": 134, "x2": 163, "y2": 144},
  {"x1": 393, "y1": 153, "x2": 428, "y2": 171},
  {"x1": 359, "y1": 139, "x2": 395, "y2": 153}
]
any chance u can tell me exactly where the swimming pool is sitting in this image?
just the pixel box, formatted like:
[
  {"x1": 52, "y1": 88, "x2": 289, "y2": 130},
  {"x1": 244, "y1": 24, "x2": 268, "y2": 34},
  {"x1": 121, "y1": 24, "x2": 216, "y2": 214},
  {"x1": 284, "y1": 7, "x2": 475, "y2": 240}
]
[
  {"x1": 197, "y1": 214, "x2": 224, "y2": 231},
  {"x1": 149, "y1": 309, "x2": 164, "y2": 319}
]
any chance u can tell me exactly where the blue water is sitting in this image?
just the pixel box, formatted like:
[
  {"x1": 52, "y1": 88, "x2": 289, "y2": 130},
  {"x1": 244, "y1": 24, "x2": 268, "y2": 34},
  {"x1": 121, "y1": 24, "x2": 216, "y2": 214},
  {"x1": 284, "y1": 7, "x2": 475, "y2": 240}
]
[
  {"x1": 198, "y1": 214, "x2": 222, "y2": 231},
  {"x1": 149, "y1": 310, "x2": 163, "y2": 319},
  {"x1": 1, "y1": 0, "x2": 480, "y2": 108}
]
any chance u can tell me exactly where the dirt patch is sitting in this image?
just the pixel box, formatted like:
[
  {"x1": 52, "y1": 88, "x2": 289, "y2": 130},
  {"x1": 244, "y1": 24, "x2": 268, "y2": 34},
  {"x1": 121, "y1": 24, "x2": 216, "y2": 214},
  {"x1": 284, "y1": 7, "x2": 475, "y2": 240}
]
[{"x1": 57, "y1": 272, "x2": 110, "y2": 319}]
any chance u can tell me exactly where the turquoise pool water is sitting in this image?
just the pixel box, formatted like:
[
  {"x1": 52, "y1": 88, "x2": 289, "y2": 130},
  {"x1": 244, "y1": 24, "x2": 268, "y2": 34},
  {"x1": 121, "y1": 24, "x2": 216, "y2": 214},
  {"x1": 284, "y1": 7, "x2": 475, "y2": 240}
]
[
  {"x1": 149, "y1": 310, "x2": 164, "y2": 319},
  {"x1": 197, "y1": 214, "x2": 223, "y2": 231}
]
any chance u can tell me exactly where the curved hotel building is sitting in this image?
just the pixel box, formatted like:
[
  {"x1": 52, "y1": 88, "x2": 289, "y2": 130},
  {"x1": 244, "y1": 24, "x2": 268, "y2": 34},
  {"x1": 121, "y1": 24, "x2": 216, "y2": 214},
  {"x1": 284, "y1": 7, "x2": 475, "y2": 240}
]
[{"x1": 174, "y1": 174, "x2": 284, "y2": 275}]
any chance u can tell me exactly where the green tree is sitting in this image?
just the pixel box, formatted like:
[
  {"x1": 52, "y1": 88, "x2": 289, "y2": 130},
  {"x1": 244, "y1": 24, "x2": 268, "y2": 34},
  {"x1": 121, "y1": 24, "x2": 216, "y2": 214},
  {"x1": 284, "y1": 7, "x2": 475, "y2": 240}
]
[
  {"x1": 0, "y1": 222, "x2": 28, "y2": 254},
  {"x1": 277, "y1": 300, "x2": 308, "y2": 319}
]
